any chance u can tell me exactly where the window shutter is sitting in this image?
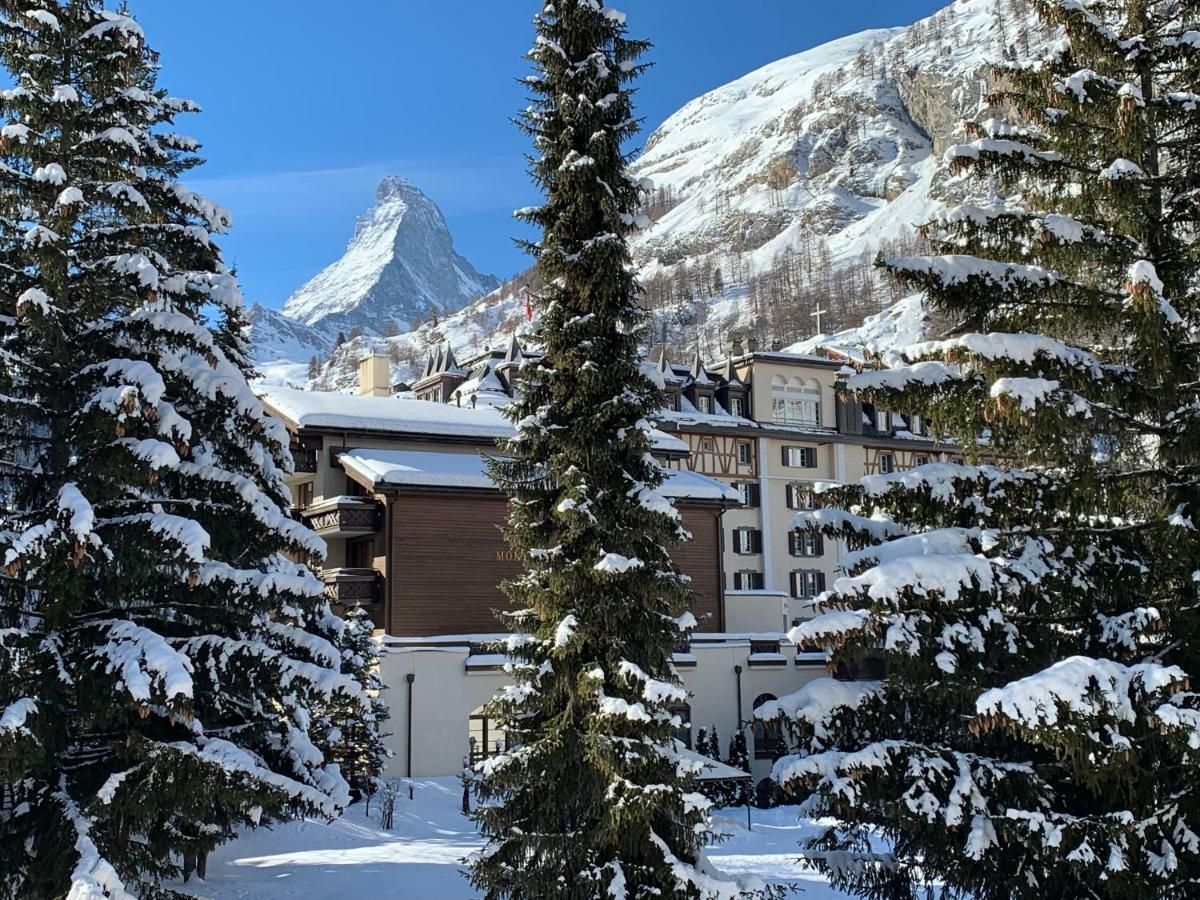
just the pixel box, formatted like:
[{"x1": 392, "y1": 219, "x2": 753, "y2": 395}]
[
  {"x1": 781, "y1": 446, "x2": 790, "y2": 467},
  {"x1": 817, "y1": 571, "x2": 827, "y2": 593},
  {"x1": 815, "y1": 534, "x2": 824, "y2": 555},
  {"x1": 749, "y1": 483, "x2": 760, "y2": 507},
  {"x1": 733, "y1": 571, "x2": 742, "y2": 590},
  {"x1": 786, "y1": 484, "x2": 795, "y2": 508},
  {"x1": 805, "y1": 449, "x2": 818, "y2": 469},
  {"x1": 751, "y1": 530, "x2": 763, "y2": 554},
  {"x1": 789, "y1": 571, "x2": 798, "y2": 598}
]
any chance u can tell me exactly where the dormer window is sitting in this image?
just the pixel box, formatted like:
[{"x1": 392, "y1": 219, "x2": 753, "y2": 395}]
[
  {"x1": 728, "y1": 396, "x2": 744, "y2": 417},
  {"x1": 697, "y1": 396, "x2": 712, "y2": 414}
]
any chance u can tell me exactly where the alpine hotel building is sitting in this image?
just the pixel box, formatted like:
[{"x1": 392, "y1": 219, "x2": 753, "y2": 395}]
[{"x1": 257, "y1": 336, "x2": 956, "y2": 792}]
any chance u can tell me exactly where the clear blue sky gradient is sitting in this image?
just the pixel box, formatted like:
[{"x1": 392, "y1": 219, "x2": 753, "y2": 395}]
[{"x1": 137, "y1": 1, "x2": 946, "y2": 309}]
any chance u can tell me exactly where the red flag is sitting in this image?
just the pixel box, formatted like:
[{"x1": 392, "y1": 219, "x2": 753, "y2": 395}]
[{"x1": 524, "y1": 292, "x2": 533, "y2": 321}]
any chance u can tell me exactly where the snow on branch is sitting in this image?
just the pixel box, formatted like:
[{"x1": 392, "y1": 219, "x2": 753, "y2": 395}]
[
  {"x1": 55, "y1": 781, "x2": 136, "y2": 900},
  {"x1": 834, "y1": 553, "x2": 996, "y2": 606},
  {"x1": 976, "y1": 656, "x2": 1190, "y2": 734},
  {"x1": 0, "y1": 697, "x2": 37, "y2": 736},
  {"x1": 904, "y1": 331, "x2": 1104, "y2": 373},
  {"x1": 91, "y1": 620, "x2": 194, "y2": 704},
  {"x1": 888, "y1": 255, "x2": 1057, "y2": 292},
  {"x1": 792, "y1": 507, "x2": 909, "y2": 544},
  {"x1": 165, "y1": 737, "x2": 346, "y2": 818},
  {"x1": 858, "y1": 462, "x2": 1037, "y2": 504},
  {"x1": 755, "y1": 677, "x2": 881, "y2": 745}
]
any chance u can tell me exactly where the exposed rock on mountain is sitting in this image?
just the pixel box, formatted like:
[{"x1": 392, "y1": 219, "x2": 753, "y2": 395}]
[{"x1": 280, "y1": 176, "x2": 500, "y2": 335}]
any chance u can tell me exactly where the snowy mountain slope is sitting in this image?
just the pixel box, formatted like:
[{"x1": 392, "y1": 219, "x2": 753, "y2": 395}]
[
  {"x1": 246, "y1": 303, "x2": 331, "y2": 384},
  {"x1": 280, "y1": 176, "x2": 500, "y2": 333},
  {"x1": 305, "y1": 0, "x2": 1042, "y2": 390},
  {"x1": 629, "y1": 0, "x2": 1036, "y2": 280},
  {"x1": 787, "y1": 293, "x2": 931, "y2": 362}
]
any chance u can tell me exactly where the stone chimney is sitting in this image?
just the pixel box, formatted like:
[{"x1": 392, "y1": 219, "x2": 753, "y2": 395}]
[{"x1": 358, "y1": 353, "x2": 391, "y2": 398}]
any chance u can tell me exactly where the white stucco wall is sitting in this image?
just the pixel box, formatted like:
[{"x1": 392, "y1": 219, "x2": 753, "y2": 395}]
[{"x1": 379, "y1": 638, "x2": 826, "y2": 784}]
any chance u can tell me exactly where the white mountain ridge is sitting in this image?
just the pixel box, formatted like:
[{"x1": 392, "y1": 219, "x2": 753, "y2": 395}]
[
  {"x1": 270, "y1": 0, "x2": 1039, "y2": 390},
  {"x1": 245, "y1": 177, "x2": 501, "y2": 382}
]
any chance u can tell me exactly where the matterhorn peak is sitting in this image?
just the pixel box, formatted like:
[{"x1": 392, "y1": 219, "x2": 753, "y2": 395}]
[
  {"x1": 280, "y1": 176, "x2": 499, "y2": 333},
  {"x1": 374, "y1": 174, "x2": 421, "y2": 203}
]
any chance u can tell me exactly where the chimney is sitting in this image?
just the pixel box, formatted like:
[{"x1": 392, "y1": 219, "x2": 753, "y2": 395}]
[
  {"x1": 358, "y1": 353, "x2": 391, "y2": 398},
  {"x1": 746, "y1": 336, "x2": 760, "y2": 353}
]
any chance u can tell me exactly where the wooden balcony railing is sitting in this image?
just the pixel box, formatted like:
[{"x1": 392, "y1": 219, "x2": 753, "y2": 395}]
[
  {"x1": 320, "y1": 567, "x2": 383, "y2": 616},
  {"x1": 301, "y1": 496, "x2": 382, "y2": 538}
]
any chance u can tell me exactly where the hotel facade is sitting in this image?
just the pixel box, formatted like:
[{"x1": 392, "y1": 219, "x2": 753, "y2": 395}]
[{"x1": 258, "y1": 337, "x2": 955, "y2": 792}]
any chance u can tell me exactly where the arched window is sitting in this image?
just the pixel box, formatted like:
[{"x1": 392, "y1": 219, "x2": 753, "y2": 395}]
[
  {"x1": 771, "y1": 376, "x2": 822, "y2": 426},
  {"x1": 751, "y1": 693, "x2": 783, "y2": 760},
  {"x1": 468, "y1": 704, "x2": 509, "y2": 765},
  {"x1": 670, "y1": 702, "x2": 692, "y2": 748}
]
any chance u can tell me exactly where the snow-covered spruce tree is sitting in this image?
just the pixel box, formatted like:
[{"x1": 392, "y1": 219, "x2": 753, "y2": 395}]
[
  {"x1": 0, "y1": 3, "x2": 375, "y2": 895},
  {"x1": 317, "y1": 606, "x2": 390, "y2": 797},
  {"x1": 759, "y1": 1, "x2": 1200, "y2": 897},
  {"x1": 468, "y1": 3, "x2": 762, "y2": 898}
]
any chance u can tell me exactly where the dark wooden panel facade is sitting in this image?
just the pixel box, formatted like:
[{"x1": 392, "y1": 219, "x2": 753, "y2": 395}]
[{"x1": 387, "y1": 493, "x2": 725, "y2": 638}]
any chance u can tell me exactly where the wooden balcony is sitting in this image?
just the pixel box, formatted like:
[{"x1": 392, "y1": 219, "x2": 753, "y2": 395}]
[
  {"x1": 321, "y1": 567, "x2": 383, "y2": 616},
  {"x1": 301, "y1": 496, "x2": 382, "y2": 539}
]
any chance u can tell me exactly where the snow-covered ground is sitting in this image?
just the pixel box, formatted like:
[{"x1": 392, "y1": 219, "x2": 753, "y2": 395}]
[{"x1": 180, "y1": 778, "x2": 850, "y2": 899}]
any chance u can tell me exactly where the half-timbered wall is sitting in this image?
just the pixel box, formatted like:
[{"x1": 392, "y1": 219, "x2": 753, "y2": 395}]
[
  {"x1": 675, "y1": 433, "x2": 756, "y2": 479},
  {"x1": 862, "y1": 447, "x2": 954, "y2": 476}
]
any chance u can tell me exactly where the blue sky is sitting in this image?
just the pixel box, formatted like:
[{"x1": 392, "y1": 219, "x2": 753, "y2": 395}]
[{"x1": 138, "y1": 1, "x2": 946, "y2": 309}]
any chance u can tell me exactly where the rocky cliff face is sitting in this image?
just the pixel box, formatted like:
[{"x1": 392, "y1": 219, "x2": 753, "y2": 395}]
[{"x1": 280, "y1": 176, "x2": 500, "y2": 335}]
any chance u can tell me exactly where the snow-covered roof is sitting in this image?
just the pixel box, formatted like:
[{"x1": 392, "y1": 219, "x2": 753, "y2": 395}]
[
  {"x1": 339, "y1": 448, "x2": 740, "y2": 503},
  {"x1": 658, "y1": 396, "x2": 755, "y2": 429},
  {"x1": 259, "y1": 385, "x2": 512, "y2": 439},
  {"x1": 674, "y1": 742, "x2": 752, "y2": 782},
  {"x1": 258, "y1": 385, "x2": 690, "y2": 455}
]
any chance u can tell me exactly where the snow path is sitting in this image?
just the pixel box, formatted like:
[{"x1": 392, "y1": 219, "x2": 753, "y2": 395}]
[{"x1": 180, "y1": 778, "x2": 850, "y2": 899}]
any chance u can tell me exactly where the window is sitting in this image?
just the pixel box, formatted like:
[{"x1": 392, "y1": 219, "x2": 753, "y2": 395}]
[
  {"x1": 915, "y1": 455, "x2": 930, "y2": 467},
  {"x1": 752, "y1": 694, "x2": 783, "y2": 760},
  {"x1": 671, "y1": 392, "x2": 682, "y2": 411},
  {"x1": 469, "y1": 706, "x2": 510, "y2": 764},
  {"x1": 786, "y1": 483, "x2": 820, "y2": 510},
  {"x1": 736, "y1": 441, "x2": 753, "y2": 464},
  {"x1": 733, "y1": 570, "x2": 764, "y2": 591},
  {"x1": 697, "y1": 396, "x2": 712, "y2": 414},
  {"x1": 771, "y1": 376, "x2": 822, "y2": 426},
  {"x1": 729, "y1": 397, "x2": 745, "y2": 418},
  {"x1": 702, "y1": 438, "x2": 715, "y2": 452},
  {"x1": 790, "y1": 569, "x2": 827, "y2": 599},
  {"x1": 783, "y1": 446, "x2": 818, "y2": 469},
  {"x1": 910, "y1": 414, "x2": 924, "y2": 435},
  {"x1": 789, "y1": 531, "x2": 824, "y2": 557},
  {"x1": 347, "y1": 537, "x2": 374, "y2": 569},
  {"x1": 876, "y1": 410, "x2": 891, "y2": 432},
  {"x1": 296, "y1": 481, "x2": 314, "y2": 509},
  {"x1": 735, "y1": 481, "x2": 760, "y2": 508},
  {"x1": 732, "y1": 527, "x2": 762, "y2": 555},
  {"x1": 879, "y1": 453, "x2": 895, "y2": 474}
]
